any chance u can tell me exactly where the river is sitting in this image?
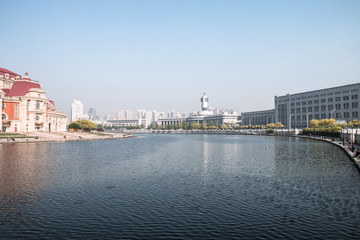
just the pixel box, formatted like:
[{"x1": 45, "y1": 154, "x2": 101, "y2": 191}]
[{"x1": 1, "y1": 134, "x2": 360, "y2": 239}]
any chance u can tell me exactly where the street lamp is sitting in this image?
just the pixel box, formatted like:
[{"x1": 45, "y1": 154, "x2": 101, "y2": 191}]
[
  {"x1": 331, "y1": 109, "x2": 336, "y2": 120},
  {"x1": 288, "y1": 114, "x2": 294, "y2": 130},
  {"x1": 306, "y1": 112, "x2": 312, "y2": 128}
]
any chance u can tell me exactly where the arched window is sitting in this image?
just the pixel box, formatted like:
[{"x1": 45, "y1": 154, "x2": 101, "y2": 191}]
[
  {"x1": 35, "y1": 115, "x2": 40, "y2": 121},
  {"x1": 36, "y1": 102, "x2": 40, "y2": 110}
]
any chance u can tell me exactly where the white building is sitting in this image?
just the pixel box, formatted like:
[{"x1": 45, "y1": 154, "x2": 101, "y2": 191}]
[
  {"x1": 70, "y1": 98, "x2": 84, "y2": 122},
  {"x1": 159, "y1": 92, "x2": 239, "y2": 127}
]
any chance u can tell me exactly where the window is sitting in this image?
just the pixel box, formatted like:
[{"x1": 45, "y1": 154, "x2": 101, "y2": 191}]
[
  {"x1": 302, "y1": 107, "x2": 306, "y2": 113},
  {"x1": 315, "y1": 114, "x2": 319, "y2": 119},
  {"x1": 353, "y1": 112, "x2": 358, "y2": 118},
  {"x1": 35, "y1": 115, "x2": 40, "y2": 121},
  {"x1": 328, "y1": 105, "x2": 333, "y2": 111},
  {"x1": 352, "y1": 94, "x2": 358, "y2": 100},
  {"x1": 314, "y1": 106, "x2": 319, "y2": 112},
  {"x1": 336, "y1": 104, "x2": 341, "y2": 110},
  {"x1": 314, "y1": 100, "x2": 319, "y2": 104},
  {"x1": 302, "y1": 101, "x2": 306, "y2": 105},
  {"x1": 344, "y1": 112, "x2": 350, "y2": 118},
  {"x1": 2, "y1": 103, "x2": 5, "y2": 109},
  {"x1": 15, "y1": 105, "x2": 18, "y2": 118},
  {"x1": 296, "y1": 102, "x2": 300, "y2": 106},
  {"x1": 321, "y1": 105, "x2": 326, "y2": 111},
  {"x1": 308, "y1": 107, "x2": 313, "y2": 112},
  {"x1": 352, "y1": 102, "x2": 358, "y2": 108},
  {"x1": 296, "y1": 108, "x2": 301, "y2": 113},
  {"x1": 351, "y1": 89, "x2": 358, "y2": 92},
  {"x1": 335, "y1": 97, "x2": 341, "y2": 102},
  {"x1": 291, "y1": 103, "x2": 295, "y2": 107},
  {"x1": 302, "y1": 115, "x2": 306, "y2": 120},
  {"x1": 343, "y1": 96, "x2": 349, "y2": 101},
  {"x1": 321, "y1": 113, "x2": 326, "y2": 119},
  {"x1": 321, "y1": 99, "x2": 326, "y2": 103},
  {"x1": 308, "y1": 101, "x2": 312, "y2": 104},
  {"x1": 328, "y1": 98, "x2": 333, "y2": 102},
  {"x1": 344, "y1": 103, "x2": 349, "y2": 109},
  {"x1": 2, "y1": 114, "x2": 6, "y2": 120},
  {"x1": 291, "y1": 109, "x2": 295, "y2": 114},
  {"x1": 36, "y1": 102, "x2": 40, "y2": 109},
  {"x1": 296, "y1": 115, "x2": 301, "y2": 121}
]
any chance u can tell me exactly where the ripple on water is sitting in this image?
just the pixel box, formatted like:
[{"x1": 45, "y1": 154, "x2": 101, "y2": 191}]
[{"x1": 1, "y1": 134, "x2": 360, "y2": 239}]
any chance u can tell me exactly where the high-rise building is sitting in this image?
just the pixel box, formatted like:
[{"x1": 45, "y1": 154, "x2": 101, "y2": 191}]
[
  {"x1": 124, "y1": 110, "x2": 132, "y2": 120},
  {"x1": 88, "y1": 107, "x2": 97, "y2": 121},
  {"x1": 71, "y1": 98, "x2": 84, "y2": 122},
  {"x1": 117, "y1": 110, "x2": 125, "y2": 120}
]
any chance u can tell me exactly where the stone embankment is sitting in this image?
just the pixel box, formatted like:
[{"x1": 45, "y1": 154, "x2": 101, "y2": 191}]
[
  {"x1": 299, "y1": 135, "x2": 360, "y2": 171},
  {"x1": 0, "y1": 131, "x2": 131, "y2": 144}
]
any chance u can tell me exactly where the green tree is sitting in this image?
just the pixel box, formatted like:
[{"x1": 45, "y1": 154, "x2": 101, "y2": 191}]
[
  {"x1": 68, "y1": 122, "x2": 81, "y2": 130},
  {"x1": 74, "y1": 119, "x2": 96, "y2": 130}
]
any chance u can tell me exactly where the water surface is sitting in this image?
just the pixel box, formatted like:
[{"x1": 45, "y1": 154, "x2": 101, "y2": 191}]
[{"x1": 1, "y1": 134, "x2": 360, "y2": 239}]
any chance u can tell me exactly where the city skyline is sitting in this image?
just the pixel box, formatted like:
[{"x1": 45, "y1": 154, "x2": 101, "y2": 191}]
[{"x1": 1, "y1": 0, "x2": 359, "y2": 116}]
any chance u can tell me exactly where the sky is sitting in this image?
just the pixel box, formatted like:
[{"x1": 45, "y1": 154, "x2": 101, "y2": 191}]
[{"x1": 1, "y1": 0, "x2": 360, "y2": 117}]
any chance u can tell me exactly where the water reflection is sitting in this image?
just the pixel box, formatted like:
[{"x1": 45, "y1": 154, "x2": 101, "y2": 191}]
[{"x1": 0, "y1": 143, "x2": 54, "y2": 226}]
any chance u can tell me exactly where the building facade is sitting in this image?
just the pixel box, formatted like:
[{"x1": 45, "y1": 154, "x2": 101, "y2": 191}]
[
  {"x1": 71, "y1": 98, "x2": 84, "y2": 121},
  {"x1": 158, "y1": 93, "x2": 239, "y2": 127},
  {"x1": 275, "y1": 83, "x2": 360, "y2": 128},
  {"x1": 241, "y1": 109, "x2": 275, "y2": 126},
  {"x1": 0, "y1": 68, "x2": 67, "y2": 133}
]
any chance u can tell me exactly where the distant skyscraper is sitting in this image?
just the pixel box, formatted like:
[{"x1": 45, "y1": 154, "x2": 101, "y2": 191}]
[
  {"x1": 125, "y1": 110, "x2": 132, "y2": 120},
  {"x1": 88, "y1": 107, "x2": 97, "y2": 120},
  {"x1": 71, "y1": 98, "x2": 84, "y2": 122},
  {"x1": 117, "y1": 110, "x2": 125, "y2": 120}
]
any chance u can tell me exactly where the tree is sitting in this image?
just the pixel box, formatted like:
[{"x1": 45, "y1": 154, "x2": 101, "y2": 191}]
[
  {"x1": 68, "y1": 122, "x2": 81, "y2": 130},
  {"x1": 309, "y1": 119, "x2": 319, "y2": 128},
  {"x1": 71, "y1": 119, "x2": 96, "y2": 130}
]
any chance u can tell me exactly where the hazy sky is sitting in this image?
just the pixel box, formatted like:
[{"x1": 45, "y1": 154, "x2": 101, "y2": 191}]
[{"x1": 1, "y1": 0, "x2": 359, "y2": 117}]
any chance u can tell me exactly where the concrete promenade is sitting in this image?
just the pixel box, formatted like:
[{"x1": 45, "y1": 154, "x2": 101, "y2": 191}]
[{"x1": 0, "y1": 131, "x2": 130, "y2": 144}]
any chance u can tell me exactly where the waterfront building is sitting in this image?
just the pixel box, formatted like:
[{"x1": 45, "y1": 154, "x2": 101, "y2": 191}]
[
  {"x1": 275, "y1": 83, "x2": 360, "y2": 128},
  {"x1": 159, "y1": 93, "x2": 239, "y2": 127},
  {"x1": 70, "y1": 98, "x2": 84, "y2": 121},
  {"x1": 0, "y1": 68, "x2": 67, "y2": 132},
  {"x1": 241, "y1": 109, "x2": 275, "y2": 126}
]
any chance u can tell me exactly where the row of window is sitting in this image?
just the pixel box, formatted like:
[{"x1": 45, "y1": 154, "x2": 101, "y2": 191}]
[
  {"x1": 290, "y1": 95, "x2": 359, "y2": 106},
  {"x1": 291, "y1": 102, "x2": 359, "y2": 114},
  {"x1": 291, "y1": 112, "x2": 359, "y2": 121}
]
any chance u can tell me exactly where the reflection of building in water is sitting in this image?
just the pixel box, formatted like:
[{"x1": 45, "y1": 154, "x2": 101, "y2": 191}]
[
  {"x1": 0, "y1": 68, "x2": 67, "y2": 133},
  {"x1": 159, "y1": 92, "x2": 239, "y2": 127},
  {"x1": 0, "y1": 143, "x2": 51, "y2": 223}
]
